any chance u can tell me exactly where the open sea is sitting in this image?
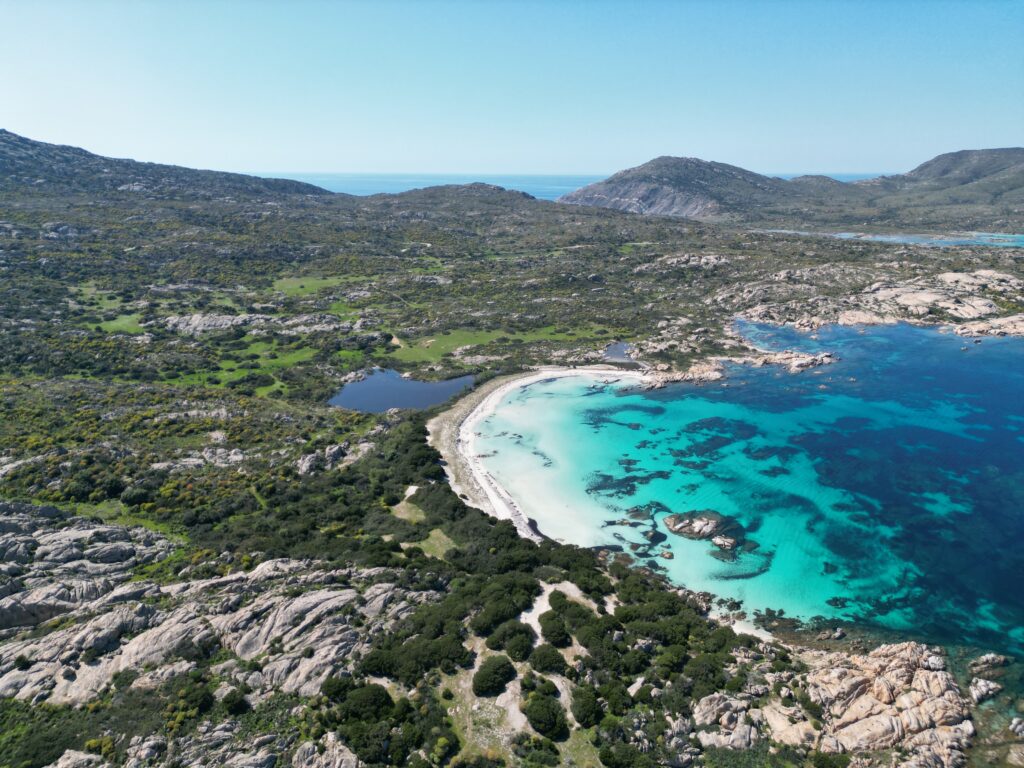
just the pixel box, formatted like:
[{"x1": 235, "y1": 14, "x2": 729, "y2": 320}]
[
  {"x1": 262, "y1": 172, "x2": 883, "y2": 200},
  {"x1": 474, "y1": 322, "x2": 1024, "y2": 654},
  {"x1": 261, "y1": 173, "x2": 605, "y2": 200}
]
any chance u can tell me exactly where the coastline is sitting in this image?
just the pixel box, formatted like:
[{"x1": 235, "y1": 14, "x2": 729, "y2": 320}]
[
  {"x1": 427, "y1": 365, "x2": 648, "y2": 542},
  {"x1": 427, "y1": 362, "x2": 773, "y2": 639}
]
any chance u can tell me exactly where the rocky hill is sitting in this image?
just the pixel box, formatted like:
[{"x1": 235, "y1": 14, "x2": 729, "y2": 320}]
[
  {"x1": 0, "y1": 129, "x2": 332, "y2": 199},
  {"x1": 561, "y1": 149, "x2": 1024, "y2": 230}
]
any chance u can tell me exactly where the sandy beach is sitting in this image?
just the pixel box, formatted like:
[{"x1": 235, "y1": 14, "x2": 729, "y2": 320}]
[
  {"x1": 426, "y1": 365, "x2": 648, "y2": 542},
  {"x1": 427, "y1": 363, "x2": 779, "y2": 640}
]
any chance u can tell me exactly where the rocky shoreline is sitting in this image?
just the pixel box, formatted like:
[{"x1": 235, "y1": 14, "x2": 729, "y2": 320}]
[
  {"x1": 5, "y1": 497, "x2": 1017, "y2": 768},
  {"x1": 424, "y1": 353, "x2": 1024, "y2": 768},
  {"x1": 740, "y1": 269, "x2": 1024, "y2": 339}
]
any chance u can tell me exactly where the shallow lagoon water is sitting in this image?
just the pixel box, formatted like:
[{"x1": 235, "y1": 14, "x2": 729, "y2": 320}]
[
  {"x1": 330, "y1": 368, "x2": 474, "y2": 412},
  {"x1": 475, "y1": 323, "x2": 1024, "y2": 652},
  {"x1": 765, "y1": 229, "x2": 1024, "y2": 248}
]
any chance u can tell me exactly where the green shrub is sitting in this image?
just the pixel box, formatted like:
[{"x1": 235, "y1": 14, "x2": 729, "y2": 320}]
[
  {"x1": 522, "y1": 694, "x2": 568, "y2": 740},
  {"x1": 810, "y1": 752, "x2": 851, "y2": 768},
  {"x1": 320, "y1": 674, "x2": 354, "y2": 702},
  {"x1": 570, "y1": 684, "x2": 602, "y2": 728},
  {"x1": 222, "y1": 687, "x2": 250, "y2": 715},
  {"x1": 529, "y1": 644, "x2": 567, "y2": 676},
  {"x1": 599, "y1": 742, "x2": 656, "y2": 768},
  {"x1": 538, "y1": 611, "x2": 571, "y2": 647},
  {"x1": 798, "y1": 691, "x2": 824, "y2": 720},
  {"x1": 472, "y1": 655, "x2": 517, "y2": 697},
  {"x1": 338, "y1": 684, "x2": 394, "y2": 722},
  {"x1": 485, "y1": 620, "x2": 536, "y2": 661},
  {"x1": 511, "y1": 733, "x2": 560, "y2": 766}
]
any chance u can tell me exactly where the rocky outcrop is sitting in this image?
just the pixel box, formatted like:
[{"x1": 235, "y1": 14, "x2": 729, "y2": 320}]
[
  {"x1": 0, "y1": 503, "x2": 441, "y2": 706},
  {"x1": 663, "y1": 511, "x2": 746, "y2": 555},
  {"x1": 740, "y1": 270, "x2": 1024, "y2": 338},
  {"x1": 743, "y1": 349, "x2": 836, "y2": 373},
  {"x1": 0, "y1": 501, "x2": 173, "y2": 630},
  {"x1": 44, "y1": 751, "x2": 110, "y2": 768},
  {"x1": 296, "y1": 443, "x2": 349, "y2": 475},
  {"x1": 163, "y1": 313, "x2": 345, "y2": 336},
  {"x1": 805, "y1": 642, "x2": 973, "y2": 767},
  {"x1": 292, "y1": 734, "x2": 363, "y2": 768},
  {"x1": 968, "y1": 677, "x2": 1002, "y2": 704}
]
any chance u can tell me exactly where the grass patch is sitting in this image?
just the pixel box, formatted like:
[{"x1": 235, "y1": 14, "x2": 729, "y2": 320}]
[
  {"x1": 560, "y1": 727, "x2": 602, "y2": 766},
  {"x1": 392, "y1": 500, "x2": 426, "y2": 523},
  {"x1": 176, "y1": 339, "x2": 317, "y2": 390},
  {"x1": 328, "y1": 298, "x2": 359, "y2": 319},
  {"x1": 48, "y1": 498, "x2": 185, "y2": 539},
  {"x1": 272, "y1": 276, "x2": 350, "y2": 296},
  {"x1": 404, "y1": 528, "x2": 456, "y2": 559},
  {"x1": 389, "y1": 325, "x2": 614, "y2": 363},
  {"x1": 98, "y1": 314, "x2": 145, "y2": 334}
]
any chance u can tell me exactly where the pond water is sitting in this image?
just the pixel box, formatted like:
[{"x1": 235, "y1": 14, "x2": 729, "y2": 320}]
[
  {"x1": 603, "y1": 342, "x2": 634, "y2": 362},
  {"x1": 329, "y1": 368, "x2": 474, "y2": 412}
]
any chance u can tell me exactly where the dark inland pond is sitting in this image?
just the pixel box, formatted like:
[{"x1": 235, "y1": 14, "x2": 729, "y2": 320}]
[{"x1": 329, "y1": 368, "x2": 475, "y2": 412}]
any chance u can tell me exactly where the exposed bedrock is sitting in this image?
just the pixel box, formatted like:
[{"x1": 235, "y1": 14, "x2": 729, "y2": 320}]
[{"x1": 0, "y1": 501, "x2": 441, "y2": 708}]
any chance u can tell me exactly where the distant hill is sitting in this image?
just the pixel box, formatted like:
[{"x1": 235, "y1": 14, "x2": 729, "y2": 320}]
[
  {"x1": 561, "y1": 149, "x2": 1024, "y2": 230},
  {"x1": 0, "y1": 129, "x2": 332, "y2": 199}
]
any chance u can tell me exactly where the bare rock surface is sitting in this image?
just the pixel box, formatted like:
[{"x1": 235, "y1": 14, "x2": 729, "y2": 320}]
[
  {"x1": 292, "y1": 734, "x2": 363, "y2": 767},
  {"x1": 0, "y1": 500, "x2": 172, "y2": 631},
  {"x1": 0, "y1": 502, "x2": 441, "y2": 707},
  {"x1": 968, "y1": 677, "x2": 1002, "y2": 704},
  {"x1": 163, "y1": 313, "x2": 344, "y2": 336},
  {"x1": 738, "y1": 269, "x2": 1024, "y2": 338},
  {"x1": 804, "y1": 642, "x2": 973, "y2": 767}
]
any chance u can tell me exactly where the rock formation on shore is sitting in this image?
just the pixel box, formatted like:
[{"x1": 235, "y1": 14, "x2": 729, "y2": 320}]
[{"x1": 689, "y1": 641, "x2": 975, "y2": 768}]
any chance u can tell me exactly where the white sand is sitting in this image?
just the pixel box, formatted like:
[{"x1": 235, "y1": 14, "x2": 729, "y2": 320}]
[
  {"x1": 429, "y1": 364, "x2": 779, "y2": 642},
  {"x1": 428, "y1": 365, "x2": 648, "y2": 542}
]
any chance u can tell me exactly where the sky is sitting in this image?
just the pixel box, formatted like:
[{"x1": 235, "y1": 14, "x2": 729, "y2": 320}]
[{"x1": 1, "y1": 0, "x2": 1022, "y2": 175}]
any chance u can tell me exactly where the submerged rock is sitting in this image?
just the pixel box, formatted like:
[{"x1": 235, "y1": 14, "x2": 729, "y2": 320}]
[
  {"x1": 663, "y1": 510, "x2": 748, "y2": 557},
  {"x1": 968, "y1": 653, "x2": 1012, "y2": 674}
]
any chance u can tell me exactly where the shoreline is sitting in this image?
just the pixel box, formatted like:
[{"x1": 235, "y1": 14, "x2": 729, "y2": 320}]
[
  {"x1": 427, "y1": 362, "x2": 774, "y2": 640},
  {"x1": 427, "y1": 365, "x2": 647, "y2": 542}
]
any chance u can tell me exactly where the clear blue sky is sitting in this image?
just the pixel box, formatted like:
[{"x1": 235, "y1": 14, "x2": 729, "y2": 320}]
[{"x1": 2, "y1": 0, "x2": 1022, "y2": 174}]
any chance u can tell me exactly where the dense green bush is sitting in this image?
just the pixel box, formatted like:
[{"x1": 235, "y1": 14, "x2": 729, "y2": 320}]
[
  {"x1": 221, "y1": 687, "x2": 250, "y2": 715},
  {"x1": 337, "y1": 684, "x2": 394, "y2": 722},
  {"x1": 485, "y1": 620, "x2": 536, "y2": 662},
  {"x1": 522, "y1": 694, "x2": 568, "y2": 740},
  {"x1": 472, "y1": 655, "x2": 517, "y2": 697},
  {"x1": 529, "y1": 644, "x2": 567, "y2": 676},
  {"x1": 538, "y1": 610, "x2": 571, "y2": 647},
  {"x1": 570, "y1": 684, "x2": 602, "y2": 728},
  {"x1": 511, "y1": 733, "x2": 561, "y2": 766},
  {"x1": 599, "y1": 742, "x2": 657, "y2": 768}
]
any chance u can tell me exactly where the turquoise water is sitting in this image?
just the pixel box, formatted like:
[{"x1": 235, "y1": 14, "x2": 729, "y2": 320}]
[
  {"x1": 765, "y1": 229, "x2": 1024, "y2": 248},
  {"x1": 475, "y1": 323, "x2": 1024, "y2": 652}
]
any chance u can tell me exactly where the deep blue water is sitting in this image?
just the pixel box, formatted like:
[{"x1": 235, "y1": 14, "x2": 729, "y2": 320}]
[
  {"x1": 774, "y1": 172, "x2": 884, "y2": 182},
  {"x1": 330, "y1": 368, "x2": 474, "y2": 412},
  {"x1": 476, "y1": 323, "x2": 1024, "y2": 653},
  {"x1": 263, "y1": 172, "x2": 888, "y2": 201},
  {"x1": 261, "y1": 173, "x2": 606, "y2": 201}
]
